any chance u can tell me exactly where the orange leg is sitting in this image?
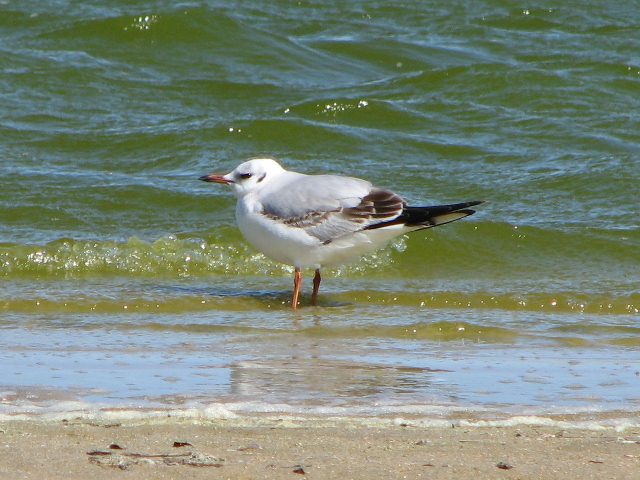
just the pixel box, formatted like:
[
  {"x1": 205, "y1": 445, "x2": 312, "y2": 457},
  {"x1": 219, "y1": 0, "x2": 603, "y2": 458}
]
[
  {"x1": 311, "y1": 269, "x2": 321, "y2": 306},
  {"x1": 291, "y1": 268, "x2": 302, "y2": 309}
]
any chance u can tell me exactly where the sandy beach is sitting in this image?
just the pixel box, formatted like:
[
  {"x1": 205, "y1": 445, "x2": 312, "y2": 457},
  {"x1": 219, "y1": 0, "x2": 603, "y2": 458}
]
[{"x1": 1, "y1": 417, "x2": 638, "y2": 479}]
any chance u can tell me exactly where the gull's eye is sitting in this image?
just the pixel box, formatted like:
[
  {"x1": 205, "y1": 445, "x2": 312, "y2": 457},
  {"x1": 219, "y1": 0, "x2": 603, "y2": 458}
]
[{"x1": 239, "y1": 172, "x2": 253, "y2": 180}]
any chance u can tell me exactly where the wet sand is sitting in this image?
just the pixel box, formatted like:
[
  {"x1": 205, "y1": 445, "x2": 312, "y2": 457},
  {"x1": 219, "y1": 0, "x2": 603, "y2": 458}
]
[{"x1": 1, "y1": 417, "x2": 638, "y2": 479}]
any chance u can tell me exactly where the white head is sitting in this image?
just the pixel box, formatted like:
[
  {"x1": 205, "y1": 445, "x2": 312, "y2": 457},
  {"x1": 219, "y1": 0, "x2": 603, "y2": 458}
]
[{"x1": 200, "y1": 158, "x2": 285, "y2": 197}]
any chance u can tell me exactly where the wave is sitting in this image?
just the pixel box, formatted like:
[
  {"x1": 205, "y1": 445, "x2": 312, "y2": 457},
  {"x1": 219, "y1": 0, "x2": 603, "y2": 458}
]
[
  {"x1": 1, "y1": 221, "x2": 636, "y2": 281},
  {"x1": 2, "y1": 290, "x2": 637, "y2": 314}
]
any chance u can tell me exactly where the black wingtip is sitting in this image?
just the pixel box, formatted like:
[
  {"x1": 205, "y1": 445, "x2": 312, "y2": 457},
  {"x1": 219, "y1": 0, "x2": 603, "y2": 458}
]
[{"x1": 424, "y1": 200, "x2": 485, "y2": 212}]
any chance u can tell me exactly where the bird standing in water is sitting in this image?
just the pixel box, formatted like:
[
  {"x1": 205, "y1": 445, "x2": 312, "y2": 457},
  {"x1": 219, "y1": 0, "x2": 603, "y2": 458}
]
[{"x1": 200, "y1": 158, "x2": 481, "y2": 309}]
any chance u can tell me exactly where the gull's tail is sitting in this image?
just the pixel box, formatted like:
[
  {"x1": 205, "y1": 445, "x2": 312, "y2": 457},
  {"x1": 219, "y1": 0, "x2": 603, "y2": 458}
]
[
  {"x1": 366, "y1": 200, "x2": 483, "y2": 230},
  {"x1": 402, "y1": 200, "x2": 483, "y2": 228}
]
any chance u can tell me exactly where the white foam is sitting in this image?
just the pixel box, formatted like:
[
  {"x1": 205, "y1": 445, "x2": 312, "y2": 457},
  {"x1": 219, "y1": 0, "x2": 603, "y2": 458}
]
[
  {"x1": 1, "y1": 399, "x2": 639, "y2": 432},
  {"x1": 0, "y1": 401, "x2": 238, "y2": 424}
]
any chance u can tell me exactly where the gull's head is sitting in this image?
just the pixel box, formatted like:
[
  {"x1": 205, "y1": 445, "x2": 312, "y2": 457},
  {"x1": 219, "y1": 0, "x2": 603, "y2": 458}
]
[{"x1": 199, "y1": 158, "x2": 285, "y2": 197}]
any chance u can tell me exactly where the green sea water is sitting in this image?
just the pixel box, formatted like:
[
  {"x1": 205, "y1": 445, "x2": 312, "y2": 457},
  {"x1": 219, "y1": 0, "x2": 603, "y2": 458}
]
[{"x1": 0, "y1": 1, "x2": 638, "y2": 420}]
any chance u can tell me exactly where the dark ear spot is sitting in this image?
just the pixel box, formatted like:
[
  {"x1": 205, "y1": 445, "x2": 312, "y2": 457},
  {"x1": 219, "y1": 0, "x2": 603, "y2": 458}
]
[{"x1": 257, "y1": 173, "x2": 266, "y2": 183}]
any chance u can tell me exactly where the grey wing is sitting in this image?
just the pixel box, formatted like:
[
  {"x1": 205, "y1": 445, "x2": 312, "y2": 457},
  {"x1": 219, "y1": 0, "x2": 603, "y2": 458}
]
[
  {"x1": 259, "y1": 174, "x2": 372, "y2": 218},
  {"x1": 260, "y1": 175, "x2": 405, "y2": 244}
]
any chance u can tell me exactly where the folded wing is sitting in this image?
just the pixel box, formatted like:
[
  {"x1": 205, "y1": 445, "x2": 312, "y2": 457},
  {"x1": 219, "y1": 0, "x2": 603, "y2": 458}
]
[{"x1": 259, "y1": 173, "x2": 482, "y2": 244}]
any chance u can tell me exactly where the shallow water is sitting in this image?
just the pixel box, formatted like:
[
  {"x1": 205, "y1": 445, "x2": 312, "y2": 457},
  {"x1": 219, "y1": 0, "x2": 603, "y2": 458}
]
[{"x1": 0, "y1": 1, "x2": 638, "y2": 424}]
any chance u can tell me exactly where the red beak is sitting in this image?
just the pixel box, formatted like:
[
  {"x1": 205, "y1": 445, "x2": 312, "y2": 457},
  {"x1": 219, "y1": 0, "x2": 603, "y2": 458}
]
[{"x1": 199, "y1": 174, "x2": 232, "y2": 184}]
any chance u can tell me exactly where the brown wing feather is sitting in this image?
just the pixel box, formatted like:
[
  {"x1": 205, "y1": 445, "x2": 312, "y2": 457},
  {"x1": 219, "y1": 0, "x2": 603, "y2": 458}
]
[
  {"x1": 343, "y1": 188, "x2": 405, "y2": 221},
  {"x1": 260, "y1": 188, "x2": 405, "y2": 244}
]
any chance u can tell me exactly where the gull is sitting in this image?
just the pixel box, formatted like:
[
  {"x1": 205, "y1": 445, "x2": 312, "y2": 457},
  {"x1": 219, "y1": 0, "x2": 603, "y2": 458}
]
[{"x1": 200, "y1": 158, "x2": 482, "y2": 309}]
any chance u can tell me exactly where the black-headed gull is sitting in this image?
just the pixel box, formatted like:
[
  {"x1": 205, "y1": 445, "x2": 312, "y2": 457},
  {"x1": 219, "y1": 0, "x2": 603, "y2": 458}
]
[{"x1": 200, "y1": 158, "x2": 482, "y2": 309}]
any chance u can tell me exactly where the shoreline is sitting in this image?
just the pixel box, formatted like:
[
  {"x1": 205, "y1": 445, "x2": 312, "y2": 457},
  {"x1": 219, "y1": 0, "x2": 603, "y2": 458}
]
[
  {"x1": 1, "y1": 416, "x2": 639, "y2": 479},
  {"x1": 3, "y1": 403, "x2": 640, "y2": 429}
]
